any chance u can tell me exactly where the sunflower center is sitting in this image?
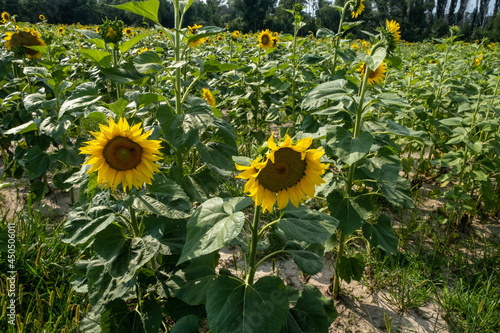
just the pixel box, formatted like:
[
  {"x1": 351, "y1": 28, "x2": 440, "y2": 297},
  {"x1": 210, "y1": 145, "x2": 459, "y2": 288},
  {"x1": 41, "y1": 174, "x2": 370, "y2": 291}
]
[
  {"x1": 103, "y1": 136, "x2": 143, "y2": 171},
  {"x1": 257, "y1": 148, "x2": 307, "y2": 192},
  {"x1": 261, "y1": 35, "x2": 270, "y2": 45}
]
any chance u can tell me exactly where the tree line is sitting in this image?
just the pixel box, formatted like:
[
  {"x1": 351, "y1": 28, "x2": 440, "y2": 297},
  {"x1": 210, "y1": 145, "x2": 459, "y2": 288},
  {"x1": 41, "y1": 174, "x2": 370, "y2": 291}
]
[{"x1": 1, "y1": 0, "x2": 499, "y2": 41}]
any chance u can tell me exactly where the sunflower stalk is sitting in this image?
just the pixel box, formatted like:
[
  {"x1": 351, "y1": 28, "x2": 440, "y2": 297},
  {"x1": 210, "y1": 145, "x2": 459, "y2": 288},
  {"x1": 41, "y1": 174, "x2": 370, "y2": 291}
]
[
  {"x1": 245, "y1": 206, "x2": 261, "y2": 285},
  {"x1": 173, "y1": 0, "x2": 182, "y2": 116},
  {"x1": 331, "y1": 1, "x2": 351, "y2": 76},
  {"x1": 129, "y1": 205, "x2": 140, "y2": 237}
]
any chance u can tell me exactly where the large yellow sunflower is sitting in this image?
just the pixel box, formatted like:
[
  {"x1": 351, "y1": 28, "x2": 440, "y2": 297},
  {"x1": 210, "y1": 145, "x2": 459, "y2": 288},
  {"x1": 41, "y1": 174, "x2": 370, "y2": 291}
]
[
  {"x1": 202, "y1": 88, "x2": 216, "y2": 107},
  {"x1": 1, "y1": 12, "x2": 11, "y2": 23},
  {"x1": 236, "y1": 135, "x2": 329, "y2": 213},
  {"x1": 351, "y1": 0, "x2": 365, "y2": 18},
  {"x1": 258, "y1": 29, "x2": 273, "y2": 50},
  {"x1": 386, "y1": 20, "x2": 401, "y2": 43},
  {"x1": 79, "y1": 117, "x2": 162, "y2": 191},
  {"x1": 359, "y1": 61, "x2": 387, "y2": 85},
  {"x1": 4, "y1": 30, "x2": 46, "y2": 59}
]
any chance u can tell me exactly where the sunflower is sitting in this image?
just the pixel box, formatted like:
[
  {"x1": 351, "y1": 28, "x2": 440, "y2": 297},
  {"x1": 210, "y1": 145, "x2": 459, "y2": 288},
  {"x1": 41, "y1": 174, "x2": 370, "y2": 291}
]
[
  {"x1": 473, "y1": 54, "x2": 483, "y2": 67},
  {"x1": 271, "y1": 36, "x2": 278, "y2": 48},
  {"x1": 359, "y1": 61, "x2": 387, "y2": 85},
  {"x1": 188, "y1": 24, "x2": 202, "y2": 34},
  {"x1": 258, "y1": 29, "x2": 273, "y2": 50},
  {"x1": 39, "y1": 14, "x2": 45, "y2": 21},
  {"x1": 123, "y1": 27, "x2": 133, "y2": 37},
  {"x1": 351, "y1": 0, "x2": 365, "y2": 18},
  {"x1": 57, "y1": 26, "x2": 65, "y2": 35},
  {"x1": 202, "y1": 88, "x2": 216, "y2": 107},
  {"x1": 95, "y1": 26, "x2": 100, "y2": 33},
  {"x1": 79, "y1": 117, "x2": 162, "y2": 191},
  {"x1": 232, "y1": 30, "x2": 240, "y2": 40},
  {"x1": 217, "y1": 35, "x2": 223, "y2": 41},
  {"x1": 189, "y1": 37, "x2": 205, "y2": 47},
  {"x1": 4, "y1": 30, "x2": 46, "y2": 59},
  {"x1": 137, "y1": 46, "x2": 151, "y2": 54},
  {"x1": 386, "y1": 19, "x2": 401, "y2": 43},
  {"x1": 236, "y1": 135, "x2": 329, "y2": 213},
  {"x1": 243, "y1": 34, "x2": 248, "y2": 39},
  {"x1": 1, "y1": 12, "x2": 11, "y2": 23}
]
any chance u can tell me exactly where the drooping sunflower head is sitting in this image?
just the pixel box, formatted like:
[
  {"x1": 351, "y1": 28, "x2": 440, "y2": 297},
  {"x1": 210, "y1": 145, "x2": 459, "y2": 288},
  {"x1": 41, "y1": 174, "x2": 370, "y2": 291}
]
[
  {"x1": 359, "y1": 61, "x2": 387, "y2": 85},
  {"x1": 4, "y1": 30, "x2": 46, "y2": 59},
  {"x1": 79, "y1": 117, "x2": 162, "y2": 191},
  {"x1": 384, "y1": 19, "x2": 400, "y2": 53},
  {"x1": 202, "y1": 88, "x2": 216, "y2": 107},
  {"x1": 39, "y1": 14, "x2": 45, "y2": 21},
  {"x1": 1, "y1": 11, "x2": 11, "y2": 23},
  {"x1": 271, "y1": 36, "x2": 278, "y2": 48},
  {"x1": 258, "y1": 29, "x2": 273, "y2": 50},
  {"x1": 236, "y1": 135, "x2": 329, "y2": 213},
  {"x1": 350, "y1": 0, "x2": 365, "y2": 18}
]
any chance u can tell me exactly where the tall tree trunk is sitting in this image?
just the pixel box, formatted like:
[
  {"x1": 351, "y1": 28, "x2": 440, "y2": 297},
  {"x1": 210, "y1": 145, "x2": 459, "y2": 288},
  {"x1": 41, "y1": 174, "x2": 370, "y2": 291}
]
[
  {"x1": 457, "y1": 0, "x2": 470, "y2": 24},
  {"x1": 436, "y1": 0, "x2": 447, "y2": 19},
  {"x1": 478, "y1": 0, "x2": 489, "y2": 27},
  {"x1": 448, "y1": 0, "x2": 459, "y2": 24}
]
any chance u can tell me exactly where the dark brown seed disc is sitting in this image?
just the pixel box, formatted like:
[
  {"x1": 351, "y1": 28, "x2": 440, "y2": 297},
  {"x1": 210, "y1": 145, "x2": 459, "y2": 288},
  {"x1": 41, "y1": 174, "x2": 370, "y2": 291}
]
[
  {"x1": 257, "y1": 147, "x2": 306, "y2": 192},
  {"x1": 102, "y1": 136, "x2": 143, "y2": 171}
]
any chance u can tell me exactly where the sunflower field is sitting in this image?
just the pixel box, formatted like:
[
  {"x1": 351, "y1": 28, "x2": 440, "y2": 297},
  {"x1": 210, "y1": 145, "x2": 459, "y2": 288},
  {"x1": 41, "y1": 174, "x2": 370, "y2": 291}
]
[{"x1": 1, "y1": 0, "x2": 499, "y2": 332}]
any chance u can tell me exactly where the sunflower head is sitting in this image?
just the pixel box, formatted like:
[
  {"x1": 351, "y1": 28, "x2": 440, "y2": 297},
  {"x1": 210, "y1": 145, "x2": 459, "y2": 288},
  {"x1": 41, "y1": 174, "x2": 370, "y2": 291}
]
[
  {"x1": 258, "y1": 29, "x2": 273, "y2": 50},
  {"x1": 188, "y1": 24, "x2": 202, "y2": 35},
  {"x1": 99, "y1": 19, "x2": 124, "y2": 44},
  {"x1": 271, "y1": 36, "x2": 278, "y2": 48},
  {"x1": 137, "y1": 46, "x2": 151, "y2": 54},
  {"x1": 123, "y1": 27, "x2": 133, "y2": 37},
  {"x1": 235, "y1": 135, "x2": 329, "y2": 213},
  {"x1": 39, "y1": 14, "x2": 45, "y2": 21},
  {"x1": 57, "y1": 26, "x2": 65, "y2": 35},
  {"x1": 4, "y1": 30, "x2": 46, "y2": 59},
  {"x1": 359, "y1": 61, "x2": 387, "y2": 85},
  {"x1": 1, "y1": 11, "x2": 11, "y2": 23},
  {"x1": 232, "y1": 30, "x2": 240, "y2": 40},
  {"x1": 202, "y1": 88, "x2": 216, "y2": 107},
  {"x1": 350, "y1": 0, "x2": 365, "y2": 18},
  {"x1": 189, "y1": 37, "x2": 205, "y2": 47},
  {"x1": 383, "y1": 19, "x2": 400, "y2": 53},
  {"x1": 243, "y1": 34, "x2": 248, "y2": 39},
  {"x1": 79, "y1": 117, "x2": 162, "y2": 191},
  {"x1": 217, "y1": 35, "x2": 223, "y2": 41},
  {"x1": 473, "y1": 54, "x2": 483, "y2": 67}
]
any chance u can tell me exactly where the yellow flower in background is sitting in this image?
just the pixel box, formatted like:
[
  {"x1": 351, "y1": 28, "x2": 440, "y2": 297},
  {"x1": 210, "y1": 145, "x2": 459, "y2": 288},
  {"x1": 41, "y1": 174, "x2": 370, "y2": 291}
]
[
  {"x1": 189, "y1": 37, "x2": 206, "y2": 47},
  {"x1": 243, "y1": 34, "x2": 249, "y2": 39},
  {"x1": 202, "y1": 88, "x2": 216, "y2": 107},
  {"x1": 473, "y1": 54, "x2": 483, "y2": 66},
  {"x1": 4, "y1": 29, "x2": 46, "y2": 59},
  {"x1": 57, "y1": 26, "x2": 65, "y2": 35},
  {"x1": 95, "y1": 26, "x2": 100, "y2": 33},
  {"x1": 188, "y1": 24, "x2": 202, "y2": 34},
  {"x1": 217, "y1": 35, "x2": 223, "y2": 41},
  {"x1": 271, "y1": 36, "x2": 278, "y2": 48},
  {"x1": 39, "y1": 14, "x2": 45, "y2": 21},
  {"x1": 258, "y1": 29, "x2": 273, "y2": 50},
  {"x1": 137, "y1": 46, "x2": 151, "y2": 54},
  {"x1": 1, "y1": 11, "x2": 11, "y2": 23},
  {"x1": 79, "y1": 118, "x2": 162, "y2": 191},
  {"x1": 386, "y1": 19, "x2": 401, "y2": 43},
  {"x1": 351, "y1": 0, "x2": 365, "y2": 18},
  {"x1": 123, "y1": 27, "x2": 133, "y2": 37},
  {"x1": 360, "y1": 61, "x2": 387, "y2": 85},
  {"x1": 232, "y1": 30, "x2": 240, "y2": 40},
  {"x1": 235, "y1": 135, "x2": 329, "y2": 213}
]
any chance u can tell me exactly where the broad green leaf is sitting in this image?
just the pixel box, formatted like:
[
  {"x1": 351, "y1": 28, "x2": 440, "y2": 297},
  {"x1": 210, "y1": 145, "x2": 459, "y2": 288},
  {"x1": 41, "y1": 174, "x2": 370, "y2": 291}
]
[
  {"x1": 197, "y1": 142, "x2": 235, "y2": 176},
  {"x1": 4, "y1": 120, "x2": 37, "y2": 135},
  {"x1": 134, "y1": 50, "x2": 164, "y2": 74},
  {"x1": 336, "y1": 131, "x2": 373, "y2": 166},
  {"x1": 186, "y1": 26, "x2": 225, "y2": 44},
  {"x1": 100, "y1": 62, "x2": 145, "y2": 84},
  {"x1": 23, "y1": 93, "x2": 56, "y2": 113},
  {"x1": 203, "y1": 59, "x2": 239, "y2": 73},
  {"x1": 112, "y1": 0, "x2": 159, "y2": 24},
  {"x1": 206, "y1": 276, "x2": 289, "y2": 333},
  {"x1": 337, "y1": 253, "x2": 364, "y2": 283},
  {"x1": 59, "y1": 82, "x2": 101, "y2": 118},
  {"x1": 180, "y1": 0, "x2": 196, "y2": 13},
  {"x1": 316, "y1": 28, "x2": 337, "y2": 38},
  {"x1": 80, "y1": 49, "x2": 112, "y2": 68},
  {"x1": 358, "y1": 147, "x2": 400, "y2": 183},
  {"x1": 62, "y1": 206, "x2": 115, "y2": 245},
  {"x1": 288, "y1": 250, "x2": 324, "y2": 275},
  {"x1": 386, "y1": 119, "x2": 429, "y2": 144},
  {"x1": 171, "y1": 315, "x2": 199, "y2": 333},
  {"x1": 23, "y1": 146, "x2": 50, "y2": 179},
  {"x1": 277, "y1": 208, "x2": 338, "y2": 244},
  {"x1": 120, "y1": 32, "x2": 152, "y2": 54},
  {"x1": 342, "y1": 21, "x2": 364, "y2": 31},
  {"x1": 178, "y1": 197, "x2": 251, "y2": 264},
  {"x1": 379, "y1": 178, "x2": 414, "y2": 208},
  {"x1": 101, "y1": 299, "x2": 145, "y2": 333},
  {"x1": 167, "y1": 253, "x2": 219, "y2": 305},
  {"x1": 23, "y1": 66, "x2": 49, "y2": 78},
  {"x1": 327, "y1": 191, "x2": 372, "y2": 235},
  {"x1": 362, "y1": 214, "x2": 398, "y2": 254},
  {"x1": 143, "y1": 299, "x2": 163, "y2": 333},
  {"x1": 281, "y1": 285, "x2": 338, "y2": 333},
  {"x1": 302, "y1": 80, "x2": 347, "y2": 110}
]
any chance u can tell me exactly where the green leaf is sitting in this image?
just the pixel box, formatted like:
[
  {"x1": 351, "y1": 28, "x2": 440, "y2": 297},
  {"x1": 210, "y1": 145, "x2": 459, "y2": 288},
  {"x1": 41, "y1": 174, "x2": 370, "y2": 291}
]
[
  {"x1": 277, "y1": 208, "x2": 338, "y2": 244},
  {"x1": 203, "y1": 59, "x2": 239, "y2": 73},
  {"x1": 342, "y1": 21, "x2": 364, "y2": 31},
  {"x1": 362, "y1": 214, "x2": 398, "y2": 254},
  {"x1": 180, "y1": 0, "x2": 196, "y2": 13},
  {"x1": 4, "y1": 120, "x2": 37, "y2": 135},
  {"x1": 171, "y1": 315, "x2": 199, "y2": 333},
  {"x1": 316, "y1": 28, "x2": 337, "y2": 38},
  {"x1": 120, "y1": 32, "x2": 152, "y2": 54},
  {"x1": 178, "y1": 197, "x2": 251, "y2": 264},
  {"x1": 337, "y1": 253, "x2": 365, "y2": 283},
  {"x1": 386, "y1": 120, "x2": 429, "y2": 144},
  {"x1": 112, "y1": 0, "x2": 159, "y2": 24},
  {"x1": 23, "y1": 146, "x2": 50, "y2": 179},
  {"x1": 62, "y1": 206, "x2": 115, "y2": 245},
  {"x1": 288, "y1": 250, "x2": 324, "y2": 275},
  {"x1": 196, "y1": 142, "x2": 235, "y2": 176},
  {"x1": 143, "y1": 298, "x2": 165, "y2": 333},
  {"x1": 167, "y1": 253, "x2": 218, "y2": 305},
  {"x1": 281, "y1": 285, "x2": 338, "y2": 333},
  {"x1": 133, "y1": 177, "x2": 192, "y2": 219},
  {"x1": 206, "y1": 275, "x2": 289, "y2": 333},
  {"x1": 23, "y1": 66, "x2": 49, "y2": 78},
  {"x1": 302, "y1": 80, "x2": 347, "y2": 110},
  {"x1": 327, "y1": 191, "x2": 371, "y2": 235},
  {"x1": 336, "y1": 131, "x2": 373, "y2": 166},
  {"x1": 134, "y1": 50, "x2": 164, "y2": 74},
  {"x1": 101, "y1": 299, "x2": 145, "y2": 333},
  {"x1": 358, "y1": 147, "x2": 401, "y2": 183},
  {"x1": 100, "y1": 62, "x2": 145, "y2": 84},
  {"x1": 80, "y1": 49, "x2": 112, "y2": 68},
  {"x1": 379, "y1": 178, "x2": 414, "y2": 208},
  {"x1": 59, "y1": 82, "x2": 101, "y2": 119}
]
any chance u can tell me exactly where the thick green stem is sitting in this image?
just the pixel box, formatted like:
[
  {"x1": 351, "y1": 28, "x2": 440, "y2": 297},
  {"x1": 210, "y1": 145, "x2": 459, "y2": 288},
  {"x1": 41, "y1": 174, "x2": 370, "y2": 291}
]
[
  {"x1": 331, "y1": 2, "x2": 350, "y2": 76},
  {"x1": 246, "y1": 206, "x2": 261, "y2": 285},
  {"x1": 174, "y1": 0, "x2": 182, "y2": 116},
  {"x1": 129, "y1": 206, "x2": 140, "y2": 237}
]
